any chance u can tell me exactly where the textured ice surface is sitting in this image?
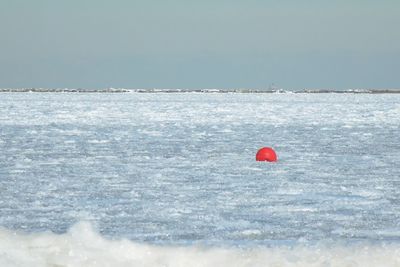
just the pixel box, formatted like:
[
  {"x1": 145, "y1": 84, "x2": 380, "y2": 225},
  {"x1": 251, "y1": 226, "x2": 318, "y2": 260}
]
[{"x1": 1, "y1": 93, "x2": 400, "y2": 249}]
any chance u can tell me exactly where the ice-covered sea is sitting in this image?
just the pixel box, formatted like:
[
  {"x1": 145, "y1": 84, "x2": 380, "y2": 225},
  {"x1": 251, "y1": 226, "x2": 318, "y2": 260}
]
[{"x1": 1, "y1": 92, "x2": 400, "y2": 266}]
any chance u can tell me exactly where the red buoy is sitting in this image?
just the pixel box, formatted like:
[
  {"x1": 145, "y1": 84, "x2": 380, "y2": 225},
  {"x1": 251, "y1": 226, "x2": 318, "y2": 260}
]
[{"x1": 256, "y1": 147, "x2": 277, "y2": 162}]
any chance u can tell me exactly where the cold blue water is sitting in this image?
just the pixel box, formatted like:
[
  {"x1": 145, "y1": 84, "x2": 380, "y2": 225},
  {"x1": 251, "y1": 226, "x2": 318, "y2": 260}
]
[{"x1": 1, "y1": 92, "x2": 400, "y2": 266}]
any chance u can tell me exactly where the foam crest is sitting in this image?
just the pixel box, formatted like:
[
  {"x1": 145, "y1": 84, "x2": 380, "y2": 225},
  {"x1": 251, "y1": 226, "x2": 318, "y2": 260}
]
[{"x1": 1, "y1": 222, "x2": 400, "y2": 267}]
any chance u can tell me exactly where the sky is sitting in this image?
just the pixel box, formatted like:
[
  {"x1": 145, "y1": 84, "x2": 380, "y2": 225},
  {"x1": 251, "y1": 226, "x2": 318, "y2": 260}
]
[{"x1": 0, "y1": 0, "x2": 399, "y2": 90}]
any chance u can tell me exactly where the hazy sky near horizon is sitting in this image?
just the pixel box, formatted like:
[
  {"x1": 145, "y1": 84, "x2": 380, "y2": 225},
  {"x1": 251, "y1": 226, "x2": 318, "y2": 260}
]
[{"x1": 1, "y1": 0, "x2": 399, "y2": 89}]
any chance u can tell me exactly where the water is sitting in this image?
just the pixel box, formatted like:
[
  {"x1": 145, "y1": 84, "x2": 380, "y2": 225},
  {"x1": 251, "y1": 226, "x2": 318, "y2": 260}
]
[{"x1": 1, "y1": 92, "x2": 400, "y2": 266}]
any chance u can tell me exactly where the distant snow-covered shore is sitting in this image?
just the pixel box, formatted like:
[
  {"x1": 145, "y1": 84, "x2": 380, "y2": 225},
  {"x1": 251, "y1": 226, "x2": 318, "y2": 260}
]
[{"x1": 1, "y1": 87, "x2": 400, "y2": 93}]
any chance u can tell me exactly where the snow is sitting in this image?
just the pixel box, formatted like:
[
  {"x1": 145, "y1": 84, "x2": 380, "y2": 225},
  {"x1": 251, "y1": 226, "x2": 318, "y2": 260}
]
[{"x1": 0, "y1": 92, "x2": 400, "y2": 264}]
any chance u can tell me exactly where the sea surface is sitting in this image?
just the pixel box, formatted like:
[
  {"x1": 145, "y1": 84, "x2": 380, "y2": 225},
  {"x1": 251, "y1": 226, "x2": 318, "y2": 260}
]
[{"x1": 1, "y1": 92, "x2": 400, "y2": 266}]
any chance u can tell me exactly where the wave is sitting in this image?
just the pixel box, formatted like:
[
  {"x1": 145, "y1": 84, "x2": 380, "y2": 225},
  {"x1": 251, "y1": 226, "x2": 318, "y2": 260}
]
[{"x1": 1, "y1": 222, "x2": 400, "y2": 267}]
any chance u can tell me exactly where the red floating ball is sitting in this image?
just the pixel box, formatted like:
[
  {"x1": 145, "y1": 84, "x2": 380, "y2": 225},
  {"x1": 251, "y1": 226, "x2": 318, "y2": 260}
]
[{"x1": 256, "y1": 147, "x2": 277, "y2": 162}]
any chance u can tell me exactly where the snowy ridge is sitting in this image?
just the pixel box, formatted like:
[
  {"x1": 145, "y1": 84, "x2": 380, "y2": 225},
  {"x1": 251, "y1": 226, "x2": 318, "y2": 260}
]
[{"x1": 1, "y1": 221, "x2": 400, "y2": 267}]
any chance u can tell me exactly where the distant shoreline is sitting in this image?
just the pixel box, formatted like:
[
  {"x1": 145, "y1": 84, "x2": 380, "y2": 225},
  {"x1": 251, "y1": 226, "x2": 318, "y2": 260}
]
[{"x1": 1, "y1": 88, "x2": 400, "y2": 94}]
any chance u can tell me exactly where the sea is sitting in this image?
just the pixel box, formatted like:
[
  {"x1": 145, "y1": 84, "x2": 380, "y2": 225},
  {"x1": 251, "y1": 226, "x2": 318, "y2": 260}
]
[{"x1": 1, "y1": 92, "x2": 400, "y2": 266}]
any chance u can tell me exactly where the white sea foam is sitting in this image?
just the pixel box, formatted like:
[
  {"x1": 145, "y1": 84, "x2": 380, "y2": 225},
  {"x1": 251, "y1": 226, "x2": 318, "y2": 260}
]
[{"x1": 1, "y1": 222, "x2": 400, "y2": 267}]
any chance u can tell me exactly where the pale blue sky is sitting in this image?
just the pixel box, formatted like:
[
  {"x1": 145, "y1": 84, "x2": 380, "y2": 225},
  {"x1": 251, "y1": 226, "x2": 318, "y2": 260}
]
[{"x1": 0, "y1": 0, "x2": 399, "y2": 89}]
